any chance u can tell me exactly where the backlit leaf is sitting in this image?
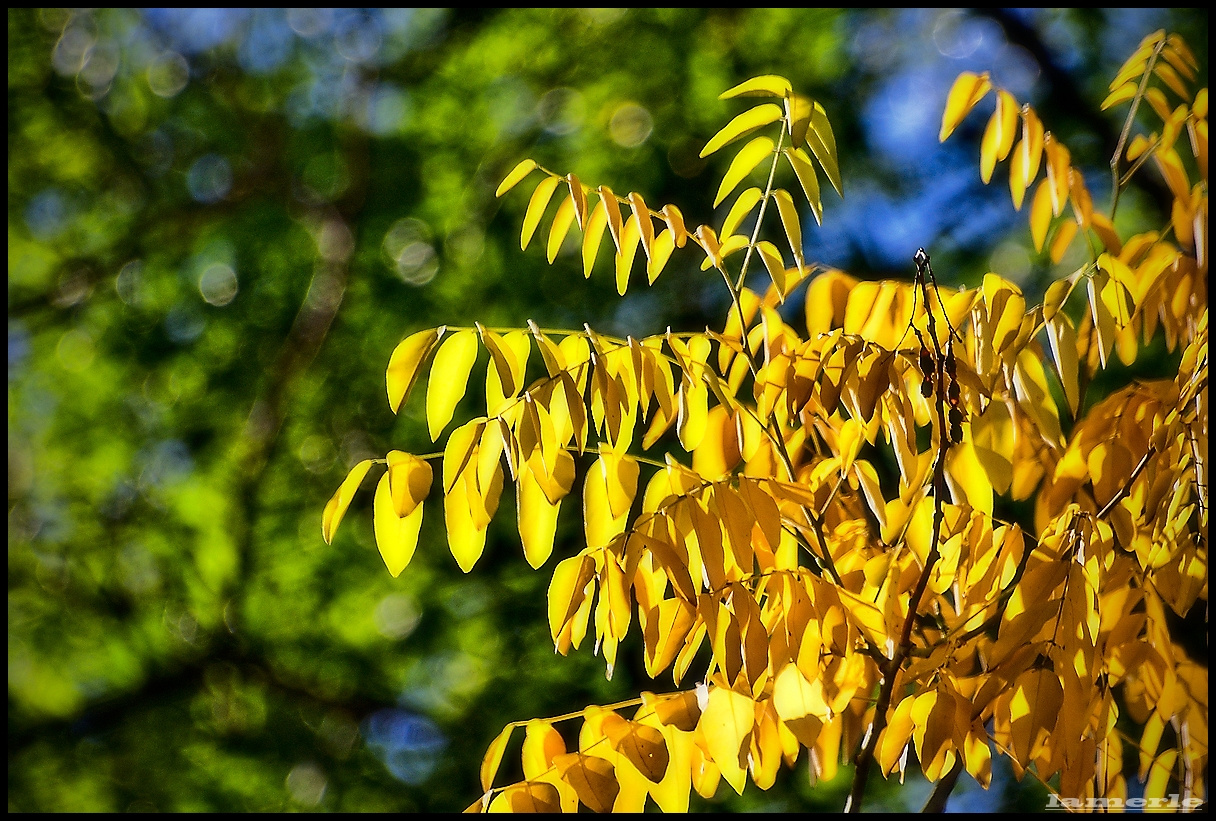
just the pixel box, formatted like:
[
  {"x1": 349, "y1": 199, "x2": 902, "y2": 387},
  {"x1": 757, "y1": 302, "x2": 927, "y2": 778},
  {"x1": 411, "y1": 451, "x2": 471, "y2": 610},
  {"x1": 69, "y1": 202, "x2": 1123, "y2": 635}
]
[
  {"x1": 719, "y1": 75, "x2": 792, "y2": 99},
  {"x1": 715, "y1": 136, "x2": 774, "y2": 208},
  {"x1": 387, "y1": 326, "x2": 444, "y2": 414},
  {"x1": 554, "y1": 752, "x2": 618, "y2": 813},
  {"x1": 701, "y1": 103, "x2": 783, "y2": 158},
  {"x1": 521, "y1": 174, "x2": 562, "y2": 251},
  {"x1": 784, "y1": 147, "x2": 822, "y2": 224},
  {"x1": 806, "y1": 101, "x2": 843, "y2": 197},
  {"x1": 373, "y1": 472, "x2": 423, "y2": 577},
  {"x1": 721, "y1": 187, "x2": 763, "y2": 240},
  {"x1": 322, "y1": 459, "x2": 373, "y2": 544},
  {"x1": 495, "y1": 158, "x2": 537, "y2": 197},
  {"x1": 940, "y1": 71, "x2": 992, "y2": 142},
  {"x1": 427, "y1": 330, "x2": 479, "y2": 441},
  {"x1": 481, "y1": 724, "x2": 515, "y2": 791},
  {"x1": 699, "y1": 686, "x2": 753, "y2": 795},
  {"x1": 488, "y1": 781, "x2": 561, "y2": 813}
]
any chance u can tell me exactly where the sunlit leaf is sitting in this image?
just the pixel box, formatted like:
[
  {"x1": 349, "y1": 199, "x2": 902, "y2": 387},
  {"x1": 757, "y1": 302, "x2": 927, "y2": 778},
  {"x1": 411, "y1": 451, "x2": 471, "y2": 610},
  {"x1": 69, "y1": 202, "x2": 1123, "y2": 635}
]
[
  {"x1": 481, "y1": 724, "x2": 515, "y2": 791},
  {"x1": 322, "y1": 459, "x2": 373, "y2": 544},
  {"x1": 521, "y1": 174, "x2": 562, "y2": 251},
  {"x1": 495, "y1": 158, "x2": 537, "y2": 197},
  {"x1": 488, "y1": 781, "x2": 561, "y2": 813},
  {"x1": 719, "y1": 74, "x2": 792, "y2": 99},
  {"x1": 714, "y1": 136, "x2": 775, "y2": 208},
  {"x1": 373, "y1": 472, "x2": 423, "y2": 577},
  {"x1": 554, "y1": 752, "x2": 618, "y2": 813},
  {"x1": 387, "y1": 326, "x2": 445, "y2": 414},
  {"x1": 701, "y1": 103, "x2": 783, "y2": 158},
  {"x1": 698, "y1": 686, "x2": 753, "y2": 795},
  {"x1": 427, "y1": 330, "x2": 480, "y2": 441},
  {"x1": 940, "y1": 71, "x2": 992, "y2": 142},
  {"x1": 784, "y1": 147, "x2": 822, "y2": 224}
]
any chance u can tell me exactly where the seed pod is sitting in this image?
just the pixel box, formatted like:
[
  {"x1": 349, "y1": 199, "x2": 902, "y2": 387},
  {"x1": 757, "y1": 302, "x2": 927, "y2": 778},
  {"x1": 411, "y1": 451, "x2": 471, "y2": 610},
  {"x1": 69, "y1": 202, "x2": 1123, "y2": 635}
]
[
  {"x1": 918, "y1": 346, "x2": 934, "y2": 379},
  {"x1": 947, "y1": 379, "x2": 961, "y2": 406},
  {"x1": 944, "y1": 345, "x2": 957, "y2": 381},
  {"x1": 948, "y1": 406, "x2": 964, "y2": 443},
  {"x1": 921, "y1": 377, "x2": 934, "y2": 398}
]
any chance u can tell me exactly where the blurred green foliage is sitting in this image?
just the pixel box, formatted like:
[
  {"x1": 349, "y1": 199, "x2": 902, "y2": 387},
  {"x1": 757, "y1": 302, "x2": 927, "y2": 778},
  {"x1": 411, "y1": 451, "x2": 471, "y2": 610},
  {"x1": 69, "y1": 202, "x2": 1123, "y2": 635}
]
[{"x1": 8, "y1": 7, "x2": 1206, "y2": 812}]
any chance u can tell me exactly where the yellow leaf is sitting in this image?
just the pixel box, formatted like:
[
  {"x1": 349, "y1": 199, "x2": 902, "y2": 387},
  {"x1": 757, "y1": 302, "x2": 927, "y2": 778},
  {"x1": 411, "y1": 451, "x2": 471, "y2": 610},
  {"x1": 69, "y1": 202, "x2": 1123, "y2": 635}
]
[
  {"x1": 1100, "y1": 80, "x2": 1139, "y2": 111},
  {"x1": 721, "y1": 187, "x2": 764, "y2": 240},
  {"x1": 1045, "y1": 313, "x2": 1080, "y2": 416},
  {"x1": 719, "y1": 74, "x2": 792, "y2": 99},
  {"x1": 784, "y1": 147, "x2": 823, "y2": 224},
  {"x1": 321, "y1": 459, "x2": 373, "y2": 544},
  {"x1": 940, "y1": 71, "x2": 992, "y2": 142},
  {"x1": 784, "y1": 92, "x2": 813, "y2": 149},
  {"x1": 487, "y1": 781, "x2": 561, "y2": 813},
  {"x1": 1048, "y1": 220, "x2": 1077, "y2": 264},
  {"x1": 615, "y1": 212, "x2": 642, "y2": 296},
  {"x1": 806, "y1": 101, "x2": 843, "y2": 198},
  {"x1": 970, "y1": 400, "x2": 1014, "y2": 495},
  {"x1": 517, "y1": 462, "x2": 562, "y2": 568},
  {"x1": 628, "y1": 191, "x2": 654, "y2": 262},
  {"x1": 426, "y1": 330, "x2": 479, "y2": 441},
  {"x1": 715, "y1": 136, "x2": 774, "y2": 208},
  {"x1": 386, "y1": 327, "x2": 444, "y2": 414},
  {"x1": 660, "y1": 203, "x2": 689, "y2": 248},
  {"x1": 701, "y1": 103, "x2": 783, "y2": 158},
  {"x1": 444, "y1": 469, "x2": 490, "y2": 573},
  {"x1": 479, "y1": 325, "x2": 531, "y2": 414},
  {"x1": 1041, "y1": 276, "x2": 1075, "y2": 323},
  {"x1": 523, "y1": 720, "x2": 567, "y2": 780},
  {"x1": 963, "y1": 724, "x2": 992, "y2": 789},
  {"x1": 1086, "y1": 274, "x2": 1117, "y2": 368},
  {"x1": 648, "y1": 228, "x2": 676, "y2": 284},
  {"x1": 495, "y1": 158, "x2": 536, "y2": 197},
  {"x1": 566, "y1": 172, "x2": 588, "y2": 229},
  {"x1": 373, "y1": 471, "x2": 423, "y2": 577},
  {"x1": 1144, "y1": 749, "x2": 1178, "y2": 808},
  {"x1": 582, "y1": 197, "x2": 609, "y2": 278},
  {"x1": 698, "y1": 686, "x2": 754, "y2": 795},
  {"x1": 548, "y1": 552, "x2": 596, "y2": 650},
  {"x1": 652, "y1": 691, "x2": 702, "y2": 732},
  {"x1": 837, "y1": 587, "x2": 891, "y2": 653},
  {"x1": 553, "y1": 752, "x2": 619, "y2": 813},
  {"x1": 1043, "y1": 134, "x2": 1071, "y2": 216},
  {"x1": 642, "y1": 597, "x2": 696, "y2": 677},
  {"x1": 945, "y1": 440, "x2": 994, "y2": 516},
  {"x1": 1029, "y1": 179, "x2": 1052, "y2": 252},
  {"x1": 1008, "y1": 107, "x2": 1044, "y2": 211},
  {"x1": 772, "y1": 663, "x2": 830, "y2": 747},
  {"x1": 877, "y1": 695, "x2": 916, "y2": 776},
  {"x1": 385, "y1": 450, "x2": 433, "y2": 518},
  {"x1": 772, "y1": 189, "x2": 804, "y2": 268},
  {"x1": 521, "y1": 174, "x2": 562, "y2": 251},
  {"x1": 546, "y1": 194, "x2": 576, "y2": 263},
  {"x1": 980, "y1": 89, "x2": 1019, "y2": 183},
  {"x1": 606, "y1": 720, "x2": 670, "y2": 783},
  {"x1": 1008, "y1": 667, "x2": 1063, "y2": 768},
  {"x1": 598, "y1": 186, "x2": 624, "y2": 255},
  {"x1": 480, "y1": 724, "x2": 514, "y2": 791}
]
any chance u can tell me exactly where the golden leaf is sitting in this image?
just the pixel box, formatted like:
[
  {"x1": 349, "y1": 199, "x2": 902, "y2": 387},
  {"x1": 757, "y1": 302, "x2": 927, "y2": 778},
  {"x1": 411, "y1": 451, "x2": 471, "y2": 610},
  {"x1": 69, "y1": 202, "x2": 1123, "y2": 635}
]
[
  {"x1": 522, "y1": 720, "x2": 567, "y2": 780},
  {"x1": 940, "y1": 71, "x2": 992, "y2": 142},
  {"x1": 488, "y1": 781, "x2": 562, "y2": 813},
  {"x1": 719, "y1": 74, "x2": 793, "y2": 99},
  {"x1": 721, "y1": 187, "x2": 763, "y2": 240},
  {"x1": 480, "y1": 724, "x2": 514, "y2": 791},
  {"x1": 553, "y1": 752, "x2": 619, "y2": 813},
  {"x1": 582, "y1": 197, "x2": 609, "y2": 278},
  {"x1": 698, "y1": 686, "x2": 754, "y2": 795},
  {"x1": 546, "y1": 194, "x2": 576, "y2": 263},
  {"x1": 386, "y1": 326, "x2": 444, "y2": 414},
  {"x1": 495, "y1": 158, "x2": 537, "y2": 197},
  {"x1": 521, "y1": 174, "x2": 562, "y2": 251},
  {"x1": 700, "y1": 103, "x2": 784, "y2": 158},
  {"x1": 806, "y1": 101, "x2": 843, "y2": 198},
  {"x1": 426, "y1": 329, "x2": 479, "y2": 441},
  {"x1": 715, "y1": 136, "x2": 775, "y2": 208},
  {"x1": 321, "y1": 458, "x2": 373, "y2": 544},
  {"x1": 783, "y1": 146, "x2": 823, "y2": 224}
]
